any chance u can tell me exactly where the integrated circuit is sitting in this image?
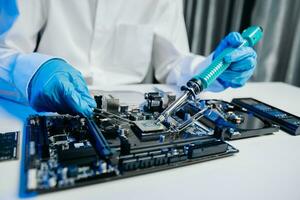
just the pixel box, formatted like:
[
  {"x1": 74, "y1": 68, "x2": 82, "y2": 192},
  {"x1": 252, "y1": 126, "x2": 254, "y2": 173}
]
[
  {"x1": 0, "y1": 131, "x2": 19, "y2": 161},
  {"x1": 132, "y1": 120, "x2": 168, "y2": 141}
]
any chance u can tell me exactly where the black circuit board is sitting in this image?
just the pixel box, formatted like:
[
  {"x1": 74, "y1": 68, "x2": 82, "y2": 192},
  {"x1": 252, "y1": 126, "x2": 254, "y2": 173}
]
[
  {"x1": 195, "y1": 100, "x2": 279, "y2": 140},
  {"x1": 22, "y1": 92, "x2": 238, "y2": 195},
  {"x1": 0, "y1": 131, "x2": 19, "y2": 161},
  {"x1": 232, "y1": 98, "x2": 300, "y2": 135}
]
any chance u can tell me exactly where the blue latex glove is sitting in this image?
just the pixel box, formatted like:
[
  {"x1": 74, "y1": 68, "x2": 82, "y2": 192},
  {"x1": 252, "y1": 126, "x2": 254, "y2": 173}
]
[
  {"x1": 29, "y1": 59, "x2": 96, "y2": 117},
  {"x1": 0, "y1": 0, "x2": 19, "y2": 34},
  {"x1": 213, "y1": 32, "x2": 257, "y2": 89}
]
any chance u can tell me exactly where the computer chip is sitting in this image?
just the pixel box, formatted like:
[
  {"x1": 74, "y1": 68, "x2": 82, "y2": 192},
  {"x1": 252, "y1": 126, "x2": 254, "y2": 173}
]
[
  {"x1": 0, "y1": 131, "x2": 19, "y2": 161},
  {"x1": 134, "y1": 120, "x2": 166, "y2": 133},
  {"x1": 132, "y1": 120, "x2": 168, "y2": 141}
]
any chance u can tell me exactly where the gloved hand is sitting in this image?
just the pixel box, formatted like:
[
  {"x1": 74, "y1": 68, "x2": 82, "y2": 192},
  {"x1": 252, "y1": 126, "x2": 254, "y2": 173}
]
[
  {"x1": 213, "y1": 32, "x2": 257, "y2": 89},
  {"x1": 28, "y1": 59, "x2": 96, "y2": 117}
]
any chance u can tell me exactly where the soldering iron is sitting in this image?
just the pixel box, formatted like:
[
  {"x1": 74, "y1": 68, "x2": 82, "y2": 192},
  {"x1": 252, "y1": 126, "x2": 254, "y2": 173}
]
[{"x1": 156, "y1": 26, "x2": 263, "y2": 124}]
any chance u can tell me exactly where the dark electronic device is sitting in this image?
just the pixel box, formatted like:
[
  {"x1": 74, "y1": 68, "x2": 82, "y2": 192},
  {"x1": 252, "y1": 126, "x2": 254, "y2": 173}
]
[
  {"x1": 22, "y1": 92, "x2": 288, "y2": 196},
  {"x1": 0, "y1": 131, "x2": 19, "y2": 161},
  {"x1": 21, "y1": 93, "x2": 238, "y2": 195},
  {"x1": 144, "y1": 92, "x2": 163, "y2": 112},
  {"x1": 232, "y1": 98, "x2": 300, "y2": 135},
  {"x1": 195, "y1": 100, "x2": 279, "y2": 140}
]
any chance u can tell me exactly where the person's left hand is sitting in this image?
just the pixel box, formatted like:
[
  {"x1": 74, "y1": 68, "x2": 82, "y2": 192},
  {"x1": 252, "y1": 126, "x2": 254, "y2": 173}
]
[
  {"x1": 28, "y1": 59, "x2": 96, "y2": 117},
  {"x1": 213, "y1": 32, "x2": 257, "y2": 89}
]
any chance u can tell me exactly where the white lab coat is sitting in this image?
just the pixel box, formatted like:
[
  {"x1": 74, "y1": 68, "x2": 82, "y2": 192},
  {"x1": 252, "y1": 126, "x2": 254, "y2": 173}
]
[{"x1": 0, "y1": 0, "x2": 214, "y2": 104}]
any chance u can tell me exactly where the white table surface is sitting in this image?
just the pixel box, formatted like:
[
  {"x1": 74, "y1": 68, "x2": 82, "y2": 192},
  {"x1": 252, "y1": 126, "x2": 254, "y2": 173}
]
[{"x1": 0, "y1": 82, "x2": 300, "y2": 200}]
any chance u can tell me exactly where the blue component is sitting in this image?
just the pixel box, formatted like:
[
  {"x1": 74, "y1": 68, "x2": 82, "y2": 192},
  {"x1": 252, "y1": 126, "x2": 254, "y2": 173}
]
[
  {"x1": 205, "y1": 110, "x2": 220, "y2": 121},
  {"x1": 87, "y1": 119, "x2": 113, "y2": 159},
  {"x1": 268, "y1": 110, "x2": 287, "y2": 119},
  {"x1": 253, "y1": 104, "x2": 272, "y2": 111},
  {"x1": 159, "y1": 135, "x2": 165, "y2": 143}
]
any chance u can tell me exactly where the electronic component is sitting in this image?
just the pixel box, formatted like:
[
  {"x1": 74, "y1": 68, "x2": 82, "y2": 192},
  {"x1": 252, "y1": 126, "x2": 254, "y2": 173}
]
[
  {"x1": 22, "y1": 94, "x2": 238, "y2": 195},
  {"x1": 166, "y1": 92, "x2": 176, "y2": 106},
  {"x1": 106, "y1": 95, "x2": 120, "y2": 113},
  {"x1": 24, "y1": 92, "x2": 295, "y2": 196},
  {"x1": 232, "y1": 98, "x2": 300, "y2": 135},
  {"x1": 22, "y1": 116, "x2": 118, "y2": 194},
  {"x1": 21, "y1": 90, "x2": 294, "y2": 196},
  {"x1": 94, "y1": 95, "x2": 103, "y2": 109},
  {"x1": 195, "y1": 100, "x2": 280, "y2": 140},
  {"x1": 0, "y1": 131, "x2": 19, "y2": 161},
  {"x1": 144, "y1": 92, "x2": 163, "y2": 113},
  {"x1": 132, "y1": 120, "x2": 168, "y2": 141}
]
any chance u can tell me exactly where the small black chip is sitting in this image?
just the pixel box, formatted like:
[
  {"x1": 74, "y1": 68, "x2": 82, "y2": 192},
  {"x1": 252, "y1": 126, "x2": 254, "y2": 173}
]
[{"x1": 0, "y1": 131, "x2": 19, "y2": 161}]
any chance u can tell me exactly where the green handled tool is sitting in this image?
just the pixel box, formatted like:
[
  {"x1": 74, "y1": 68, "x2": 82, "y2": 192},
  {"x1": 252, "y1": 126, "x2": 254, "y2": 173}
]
[{"x1": 156, "y1": 26, "x2": 263, "y2": 124}]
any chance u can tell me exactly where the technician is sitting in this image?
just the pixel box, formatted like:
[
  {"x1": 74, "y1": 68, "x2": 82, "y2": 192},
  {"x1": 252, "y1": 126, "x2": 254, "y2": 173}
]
[{"x1": 0, "y1": 0, "x2": 257, "y2": 117}]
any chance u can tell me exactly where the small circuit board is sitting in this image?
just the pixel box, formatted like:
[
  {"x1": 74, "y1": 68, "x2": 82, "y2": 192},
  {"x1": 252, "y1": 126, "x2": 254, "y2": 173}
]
[{"x1": 0, "y1": 131, "x2": 19, "y2": 161}]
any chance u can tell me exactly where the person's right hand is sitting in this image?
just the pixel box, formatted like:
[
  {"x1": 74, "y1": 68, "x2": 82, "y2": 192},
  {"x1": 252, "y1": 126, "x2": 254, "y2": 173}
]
[
  {"x1": 28, "y1": 59, "x2": 96, "y2": 117},
  {"x1": 213, "y1": 32, "x2": 257, "y2": 89}
]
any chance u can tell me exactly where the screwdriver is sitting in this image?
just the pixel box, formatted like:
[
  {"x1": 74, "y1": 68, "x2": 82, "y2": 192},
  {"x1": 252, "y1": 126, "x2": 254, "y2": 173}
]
[{"x1": 156, "y1": 26, "x2": 263, "y2": 124}]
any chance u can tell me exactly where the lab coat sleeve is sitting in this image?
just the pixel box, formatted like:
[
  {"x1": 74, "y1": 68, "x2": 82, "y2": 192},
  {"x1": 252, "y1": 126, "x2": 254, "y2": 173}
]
[
  {"x1": 152, "y1": 0, "x2": 212, "y2": 86},
  {"x1": 0, "y1": 0, "x2": 57, "y2": 104}
]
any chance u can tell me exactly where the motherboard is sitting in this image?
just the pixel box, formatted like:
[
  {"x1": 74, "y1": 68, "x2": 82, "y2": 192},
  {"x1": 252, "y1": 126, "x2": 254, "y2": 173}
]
[{"x1": 22, "y1": 91, "x2": 285, "y2": 195}]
